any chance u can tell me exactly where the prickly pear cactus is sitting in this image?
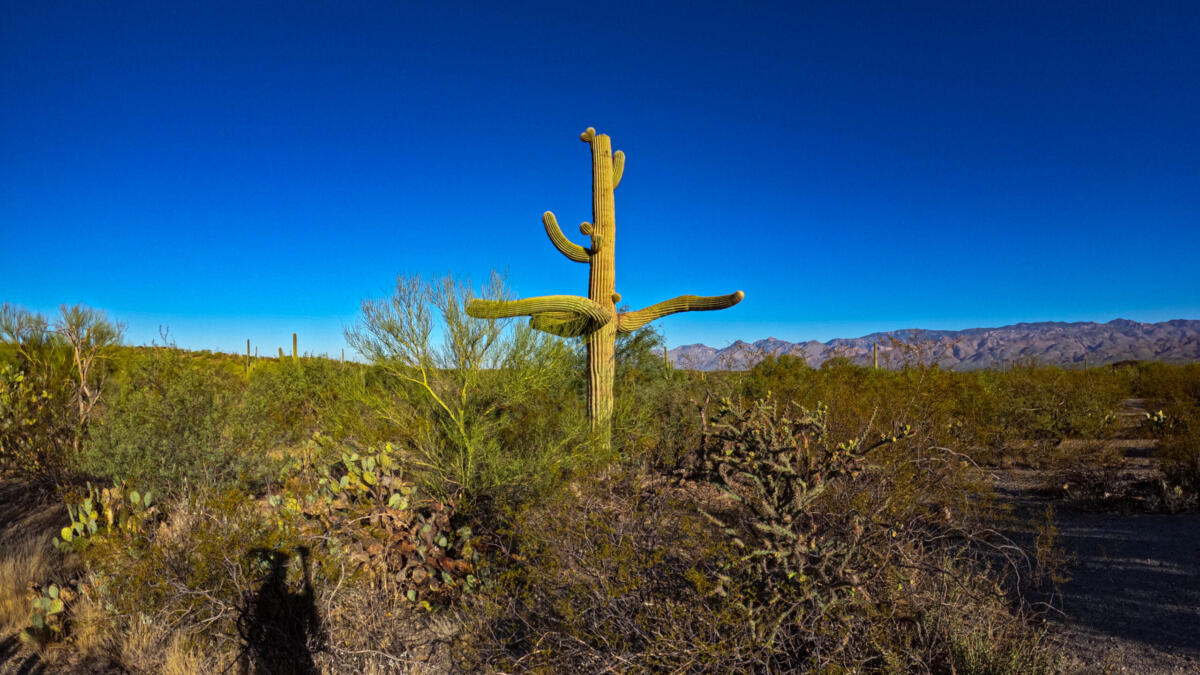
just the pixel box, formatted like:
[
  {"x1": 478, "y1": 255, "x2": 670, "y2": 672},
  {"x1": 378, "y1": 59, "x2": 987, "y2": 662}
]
[
  {"x1": 21, "y1": 582, "x2": 74, "y2": 646},
  {"x1": 466, "y1": 127, "x2": 743, "y2": 444},
  {"x1": 55, "y1": 481, "x2": 155, "y2": 552}
]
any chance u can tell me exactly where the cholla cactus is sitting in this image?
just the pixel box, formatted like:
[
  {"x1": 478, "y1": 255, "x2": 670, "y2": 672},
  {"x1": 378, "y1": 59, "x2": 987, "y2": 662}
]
[{"x1": 466, "y1": 127, "x2": 743, "y2": 444}]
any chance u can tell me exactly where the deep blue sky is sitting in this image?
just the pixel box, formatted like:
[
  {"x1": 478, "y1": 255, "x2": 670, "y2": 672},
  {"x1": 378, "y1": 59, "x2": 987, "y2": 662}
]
[{"x1": 3, "y1": 1, "x2": 1198, "y2": 355}]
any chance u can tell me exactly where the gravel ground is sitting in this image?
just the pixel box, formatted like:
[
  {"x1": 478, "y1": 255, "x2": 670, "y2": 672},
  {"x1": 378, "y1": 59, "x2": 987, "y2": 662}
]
[
  {"x1": 991, "y1": 400, "x2": 1200, "y2": 674},
  {"x1": 1046, "y1": 507, "x2": 1200, "y2": 674}
]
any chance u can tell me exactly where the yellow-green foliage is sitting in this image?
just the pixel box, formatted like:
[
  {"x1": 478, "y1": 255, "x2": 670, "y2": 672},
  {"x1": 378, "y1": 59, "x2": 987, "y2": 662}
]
[
  {"x1": 1, "y1": 303, "x2": 119, "y2": 476},
  {"x1": 20, "y1": 582, "x2": 73, "y2": 647},
  {"x1": 346, "y1": 273, "x2": 597, "y2": 502},
  {"x1": 1130, "y1": 362, "x2": 1200, "y2": 497},
  {"x1": 80, "y1": 344, "x2": 242, "y2": 494},
  {"x1": 0, "y1": 362, "x2": 61, "y2": 473},
  {"x1": 741, "y1": 354, "x2": 1130, "y2": 465},
  {"x1": 54, "y1": 480, "x2": 156, "y2": 552}
]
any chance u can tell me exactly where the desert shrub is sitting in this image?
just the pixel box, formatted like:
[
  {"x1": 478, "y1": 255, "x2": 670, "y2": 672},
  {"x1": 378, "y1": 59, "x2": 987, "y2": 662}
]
[
  {"x1": 686, "y1": 395, "x2": 1048, "y2": 672},
  {"x1": 80, "y1": 344, "x2": 244, "y2": 495},
  {"x1": 1130, "y1": 361, "x2": 1200, "y2": 404},
  {"x1": 458, "y1": 469, "x2": 743, "y2": 672},
  {"x1": 608, "y1": 324, "x2": 723, "y2": 466},
  {"x1": 0, "y1": 304, "x2": 121, "y2": 476},
  {"x1": 740, "y1": 356, "x2": 1132, "y2": 467},
  {"x1": 64, "y1": 485, "x2": 316, "y2": 669},
  {"x1": 0, "y1": 360, "x2": 71, "y2": 474},
  {"x1": 1131, "y1": 364, "x2": 1200, "y2": 505},
  {"x1": 462, "y1": 397, "x2": 1048, "y2": 673},
  {"x1": 741, "y1": 357, "x2": 967, "y2": 461},
  {"x1": 1144, "y1": 404, "x2": 1200, "y2": 508},
  {"x1": 982, "y1": 365, "x2": 1125, "y2": 442},
  {"x1": 741, "y1": 353, "x2": 814, "y2": 401},
  {"x1": 686, "y1": 396, "x2": 899, "y2": 668},
  {"x1": 1051, "y1": 441, "x2": 1139, "y2": 509},
  {"x1": 227, "y1": 356, "x2": 378, "y2": 458},
  {"x1": 346, "y1": 273, "x2": 593, "y2": 506}
]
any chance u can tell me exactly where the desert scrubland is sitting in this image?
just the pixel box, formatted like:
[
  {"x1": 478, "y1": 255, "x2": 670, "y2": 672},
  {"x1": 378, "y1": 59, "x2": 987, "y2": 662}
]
[{"x1": 2, "y1": 294, "x2": 1198, "y2": 673}]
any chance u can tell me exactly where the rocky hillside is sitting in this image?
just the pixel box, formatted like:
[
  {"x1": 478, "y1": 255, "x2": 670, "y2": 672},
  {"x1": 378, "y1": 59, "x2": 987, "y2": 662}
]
[{"x1": 668, "y1": 319, "x2": 1200, "y2": 371}]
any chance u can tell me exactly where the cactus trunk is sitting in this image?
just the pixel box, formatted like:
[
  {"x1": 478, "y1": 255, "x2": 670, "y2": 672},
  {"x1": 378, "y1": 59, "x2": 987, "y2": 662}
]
[
  {"x1": 584, "y1": 130, "x2": 617, "y2": 441},
  {"x1": 292, "y1": 332, "x2": 298, "y2": 361},
  {"x1": 465, "y1": 127, "x2": 744, "y2": 447}
]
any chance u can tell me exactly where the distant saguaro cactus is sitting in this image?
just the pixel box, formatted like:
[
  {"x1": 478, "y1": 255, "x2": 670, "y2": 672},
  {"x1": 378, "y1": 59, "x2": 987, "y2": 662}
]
[
  {"x1": 466, "y1": 127, "x2": 743, "y2": 444},
  {"x1": 292, "y1": 333, "x2": 298, "y2": 361}
]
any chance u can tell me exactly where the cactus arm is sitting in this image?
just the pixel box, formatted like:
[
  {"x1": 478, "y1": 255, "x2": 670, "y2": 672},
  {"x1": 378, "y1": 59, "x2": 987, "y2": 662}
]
[
  {"x1": 530, "y1": 311, "x2": 592, "y2": 338},
  {"x1": 616, "y1": 291, "x2": 745, "y2": 333},
  {"x1": 542, "y1": 212, "x2": 590, "y2": 263},
  {"x1": 468, "y1": 295, "x2": 613, "y2": 338},
  {"x1": 612, "y1": 150, "x2": 625, "y2": 188}
]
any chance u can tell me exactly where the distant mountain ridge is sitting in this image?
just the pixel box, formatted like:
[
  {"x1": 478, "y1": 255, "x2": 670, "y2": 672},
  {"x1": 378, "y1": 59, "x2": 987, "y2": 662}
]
[{"x1": 667, "y1": 319, "x2": 1200, "y2": 371}]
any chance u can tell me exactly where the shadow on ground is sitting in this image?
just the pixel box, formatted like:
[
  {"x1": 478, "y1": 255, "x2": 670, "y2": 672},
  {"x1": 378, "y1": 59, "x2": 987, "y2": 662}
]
[
  {"x1": 1051, "y1": 510, "x2": 1200, "y2": 661},
  {"x1": 236, "y1": 547, "x2": 326, "y2": 675},
  {"x1": 0, "y1": 635, "x2": 44, "y2": 675}
]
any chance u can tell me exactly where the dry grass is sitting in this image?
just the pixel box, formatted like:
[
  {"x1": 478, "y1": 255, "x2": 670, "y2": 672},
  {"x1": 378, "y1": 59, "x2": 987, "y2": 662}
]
[
  {"x1": 65, "y1": 579, "x2": 115, "y2": 656},
  {"x1": 117, "y1": 621, "x2": 217, "y2": 674},
  {"x1": 0, "y1": 480, "x2": 74, "y2": 671},
  {"x1": 0, "y1": 536, "x2": 55, "y2": 636}
]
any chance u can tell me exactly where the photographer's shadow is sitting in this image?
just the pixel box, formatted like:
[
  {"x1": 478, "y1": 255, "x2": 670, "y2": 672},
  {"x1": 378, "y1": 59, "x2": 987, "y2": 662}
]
[{"x1": 237, "y1": 546, "x2": 326, "y2": 675}]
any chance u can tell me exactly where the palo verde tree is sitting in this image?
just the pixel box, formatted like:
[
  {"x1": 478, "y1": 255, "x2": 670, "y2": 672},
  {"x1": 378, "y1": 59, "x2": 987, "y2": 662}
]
[{"x1": 466, "y1": 127, "x2": 743, "y2": 444}]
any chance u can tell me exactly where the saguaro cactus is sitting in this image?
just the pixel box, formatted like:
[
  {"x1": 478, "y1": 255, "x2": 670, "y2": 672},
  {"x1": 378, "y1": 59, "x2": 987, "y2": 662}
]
[{"x1": 466, "y1": 127, "x2": 743, "y2": 444}]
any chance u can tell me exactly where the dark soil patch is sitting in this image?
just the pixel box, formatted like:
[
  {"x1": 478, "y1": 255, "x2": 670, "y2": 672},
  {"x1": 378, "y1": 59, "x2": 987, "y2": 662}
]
[{"x1": 991, "y1": 401, "x2": 1200, "y2": 674}]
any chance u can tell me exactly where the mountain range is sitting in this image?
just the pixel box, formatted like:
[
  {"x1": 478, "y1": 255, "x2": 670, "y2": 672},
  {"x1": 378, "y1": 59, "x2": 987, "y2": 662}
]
[{"x1": 666, "y1": 319, "x2": 1200, "y2": 371}]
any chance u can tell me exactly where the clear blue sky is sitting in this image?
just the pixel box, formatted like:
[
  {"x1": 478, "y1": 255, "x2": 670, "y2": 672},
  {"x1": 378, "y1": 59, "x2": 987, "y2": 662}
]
[{"x1": 3, "y1": 1, "x2": 1197, "y2": 356}]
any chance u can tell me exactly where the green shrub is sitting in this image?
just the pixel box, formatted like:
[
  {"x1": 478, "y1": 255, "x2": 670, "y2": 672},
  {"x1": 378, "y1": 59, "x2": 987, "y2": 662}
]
[
  {"x1": 346, "y1": 273, "x2": 594, "y2": 506},
  {"x1": 0, "y1": 361, "x2": 68, "y2": 474},
  {"x1": 0, "y1": 303, "x2": 121, "y2": 476},
  {"x1": 227, "y1": 357, "x2": 377, "y2": 457},
  {"x1": 81, "y1": 345, "x2": 243, "y2": 495}
]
